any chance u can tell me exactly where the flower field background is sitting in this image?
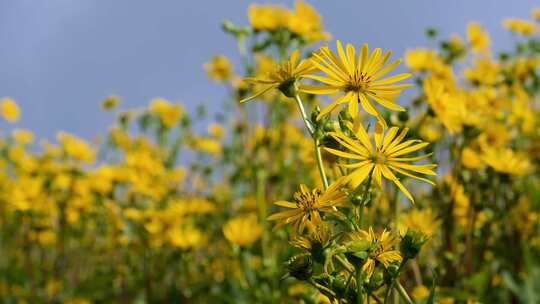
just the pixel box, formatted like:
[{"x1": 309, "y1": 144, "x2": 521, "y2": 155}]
[{"x1": 2, "y1": 2, "x2": 540, "y2": 303}]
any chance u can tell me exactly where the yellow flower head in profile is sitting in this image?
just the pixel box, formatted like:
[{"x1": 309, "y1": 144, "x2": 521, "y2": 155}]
[
  {"x1": 467, "y1": 22, "x2": 490, "y2": 53},
  {"x1": 149, "y1": 98, "x2": 184, "y2": 128},
  {"x1": 248, "y1": 4, "x2": 290, "y2": 31},
  {"x1": 267, "y1": 178, "x2": 348, "y2": 234},
  {"x1": 204, "y1": 55, "x2": 233, "y2": 81},
  {"x1": 223, "y1": 213, "x2": 263, "y2": 247},
  {"x1": 325, "y1": 123, "x2": 436, "y2": 203},
  {"x1": 1, "y1": 98, "x2": 20, "y2": 123},
  {"x1": 481, "y1": 147, "x2": 532, "y2": 176},
  {"x1": 302, "y1": 41, "x2": 411, "y2": 126},
  {"x1": 503, "y1": 18, "x2": 538, "y2": 36},
  {"x1": 241, "y1": 49, "x2": 316, "y2": 103},
  {"x1": 348, "y1": 227, "x2": 402, "y2": 278}
]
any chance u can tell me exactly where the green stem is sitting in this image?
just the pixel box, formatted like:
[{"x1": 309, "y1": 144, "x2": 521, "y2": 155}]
[
  {"x1": 356, "y1": 269, "x2": 364, "y2": 304},
  {"x1": 294, "y1": 93, "x2": 329, "y2": 189},
  {"x1": 356, "y1": 169, "x2": 374, "y2": 229},
  {"x1": 293, "y1": 94, "x2": 314, "y2": 135},
  {"x1": 256, "y1": 170, "x2": 270, "y2": 267},
  {"x1": 314, "y1": 138, "x2": 329, "y2": 189},
  {"x1": 395, "y1": 281, "x2": 414, "y2": 304}
]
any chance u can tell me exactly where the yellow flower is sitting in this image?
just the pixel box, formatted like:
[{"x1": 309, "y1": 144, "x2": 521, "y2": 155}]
[
  {"x1": 411, "y1": 285, "x2": 430, "y2": 302},
  {"x1": 287, "y1": 0, "x2": 330, "y2": 42},
  {"x1": 204, "y1": 55, "x2": 233, "y2": 81},
  {"x1": 445, "y1": 175, "x2": 471, "y2": 229},
  {"x1": 208, "y1": 123, "x2": 224, "y2": 139},
  {"x1": 241, "y1": 49, "x2": 315, "y2": 103},
  {"x1": 267, "y1": 178, "x2": 348, "y2": 234},
  {"x1": 461, "y1": 147, "x2": 482, "y2": 169},
  {"x1": 149, "y1": 98, "x2": 184, "y2": 128},
  {"x1": 248, "y1": 4, "x2": 290, "y2": 31},
  {"x1": 12, "y1": 129, "x2": 34, "y2": 145},
  {"x1": 476, "y1": 123, "x2": 509, "y2": 150},
  {"x1": 191, "y1": 137, "x2": 222, "y2": 155},
  {"x1": 325, "y1": 123, "x2": 436, "y2": 203},
  {"x1": 464, "y1": 57, "x2": 500, "y2": 85},
  {"x1": 1, "y1": 97, "x2": 20, "y2": 123},
  {"x1": 398, "y1": 208, "x2": 440, "y2": 237},
  {"x1": 405, "y1": 48, "x2": 439, "y2": 71},
  {"x1": 423, "y1": 77, "x2": 465, "y2": 134},
  {"x1": 503, "y1": 18, "x2": 538, "y2": 36},
  {"x1": 481, "y1": 147, "x2": 532, "y2": 176},
  {"x1": 302, "y1": 41, "x2": 411, "y2": 126},
  {"x1": 57, "y1": 132, "x2": 96, "y2": 163},
  {"x1": 532, "y1": 8, "x2": 540, "y2": 20},
  {"x1": 348, "y1": 227, "x2": 402, "y2": 278},
  {"x1": 100, "y1": 95, "x2": 120, "y2": 111},
  {"x1": 223, "y1": 213, "x2": 262, "y2": 247},
  {"x1": 467, "y1": 22, "x2": 490, "y2": 52}
]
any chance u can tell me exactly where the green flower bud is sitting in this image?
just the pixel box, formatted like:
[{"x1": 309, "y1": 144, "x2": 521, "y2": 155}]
[
  {"x1": 400, "y1": 230, "x2": 429, "y2": 259},
  {"x1": 367, "y1": 268, "x2": 384, "y2": 291},
  {"x1": 286, "y1": 254, "x2": 313, "y2": 281}
]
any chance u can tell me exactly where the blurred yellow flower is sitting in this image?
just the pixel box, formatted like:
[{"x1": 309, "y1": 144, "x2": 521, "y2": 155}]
[
  {"x1": 461, "y1": 147, "x2": 482, "y2": 169},
  {"x1": 532, "y1": 8, "x2": 540, "y2": 20},
  {"x1": 467, "y1": 22, "x2": 490, "y2": 52},
  {"x1": 423, "y1": 77, "x2": 465, "y2": 133},
  {"x1": 208, "y1": 122, "x2": 224, "y2": 139},
  {"x1": 411, "y1": 285, "x2": 430, "y2": 302},
  {"x1": 503, "y1": 18, "x2": 538, "y2": 36},
  {"x1": 223, "y1": 213, "x2": 262, "y2": 247},
  {"x1": 398, "y1": 208, "x2": 440, "y2": 237},
  {"x1": 12, "y1": 129, "x2": 34, "y2": 145},
  {"x1": 149, "y1": 98, "x2": 184, "y2": 128},
  {"x1": 248, "y1": 4, "x2": 290, "y2": 31},
  {"x1": 100, "y1": 95, "x2": 120, "y2": 111},
  {"x1": 191, "y1": 137, "x2": 222, "y2": 155},
  {"x1": 482, "y1": 147, "x2": 532, "y2": 176},
  {"x1": 204, "y1": 55, "x2": 233, "y2": 81},
  {"x1": 57, "y1": 132, "x2": 96, "y2": 163},
  {"x1": 1, "y1": 97, "x2": 20, "y2": 123},
  {"x1": 287, "y1": 0, "x2": 330, "y2": 42}
]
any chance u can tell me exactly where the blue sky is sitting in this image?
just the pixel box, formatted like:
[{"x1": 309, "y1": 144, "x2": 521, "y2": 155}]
[{"x1": 0, "y1": 0, "x2": 537, "y2": 140}]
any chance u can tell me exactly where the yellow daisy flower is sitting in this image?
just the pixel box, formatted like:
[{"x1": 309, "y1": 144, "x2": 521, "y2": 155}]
[
  {"x1": 325, "y1": 123, "x2": 436, "y2": 202},
  {"x1": 240, "y1": 49, "x2": 316, "y2": 103},
  {"x1": 301, "y1": 40, "x2": 412, "y2": 126},
  {"x1": 348, "y1": 227, "x2": 402, "y2": 278},
  {"x1": 267, "y1": 178, "x2": 348, "y2": 234}
]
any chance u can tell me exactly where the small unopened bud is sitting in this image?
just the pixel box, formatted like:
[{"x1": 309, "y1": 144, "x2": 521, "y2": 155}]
[
  {"x1": 286, "y1": 254, "x2": 313, "y2": 281},
  {"x1": 400, "y1": 230, "x2": 429, "y2": 259}
]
